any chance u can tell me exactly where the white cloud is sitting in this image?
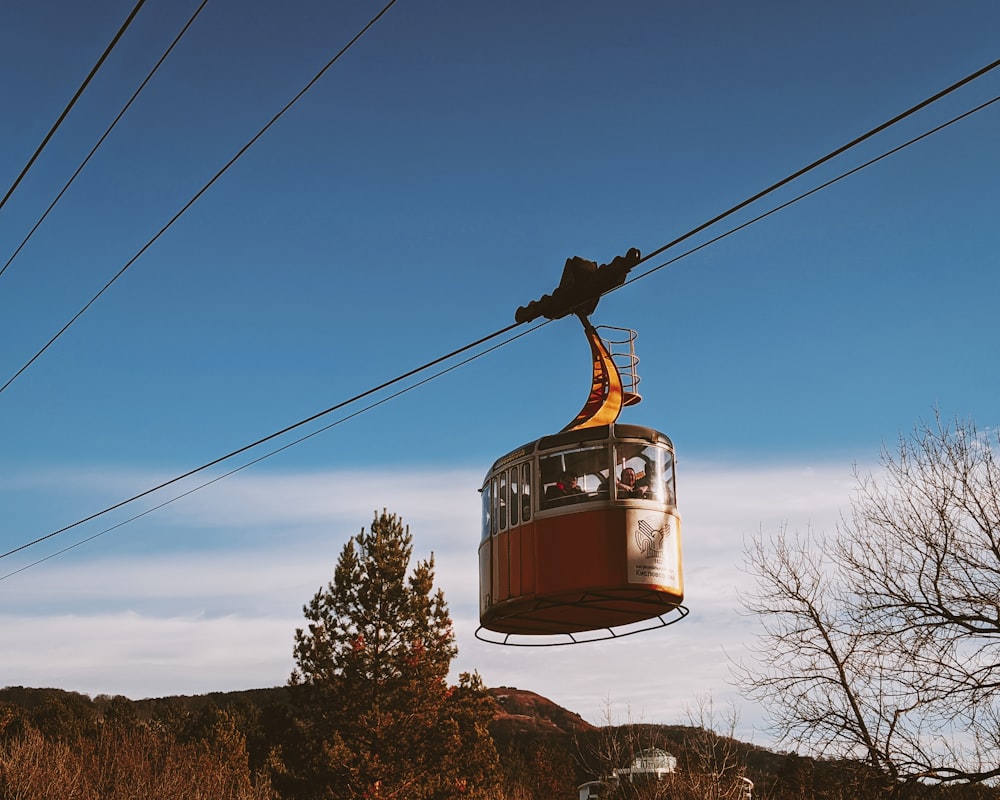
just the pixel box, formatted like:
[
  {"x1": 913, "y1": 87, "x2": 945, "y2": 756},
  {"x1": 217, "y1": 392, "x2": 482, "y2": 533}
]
[
  {"x1": 0, "y1": 459, "x2": 862, "y2": 742},
  {"x1": 0, "y1": 612, "x2": 295, "y2": 699}
]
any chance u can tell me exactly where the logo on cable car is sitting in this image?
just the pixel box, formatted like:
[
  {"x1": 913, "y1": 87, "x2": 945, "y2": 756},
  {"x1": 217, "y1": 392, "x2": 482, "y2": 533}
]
[
  {"x1": 634, "y1": 518, "x2": 671, "y2": 560},
  {"x1": 628, "y1": 513, "x2": 679, "y2": 587}
]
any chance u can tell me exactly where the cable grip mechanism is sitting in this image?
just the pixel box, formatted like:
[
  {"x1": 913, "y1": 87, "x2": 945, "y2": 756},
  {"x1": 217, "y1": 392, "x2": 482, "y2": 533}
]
[{"x1": 514, "y1": 248, "x2": 640, "y2": 324}]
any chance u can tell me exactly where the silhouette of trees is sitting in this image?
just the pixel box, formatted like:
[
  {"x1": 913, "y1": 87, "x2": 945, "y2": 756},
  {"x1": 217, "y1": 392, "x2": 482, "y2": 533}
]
[
  {"x1": 284, "y1": 509, "x2": 499, "y2": 799},
  {"x1": 492, "y1": 736, "x2": 577, "y2": 800},
  {"x1": 738, "y1": 415, "x2": 1000, "y2": 790},
  {"x1": 0, "y1": 698, "x2": 274, "y2": 799}
]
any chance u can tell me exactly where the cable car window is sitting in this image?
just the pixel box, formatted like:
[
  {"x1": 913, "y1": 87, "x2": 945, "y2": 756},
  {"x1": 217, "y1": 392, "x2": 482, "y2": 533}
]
[
  {"x1": 481, "y1": 480, "x2": 492, "y2": 542},
  {"x1": 498, "y1": 471, "x2": 508, "y2": 530},
  {"x1": 491, "y1": 476, "x2": 499, "y2": 535},
  {"x1": 509, "y1": 466, "x2": 520, "y2": 527},
  {"x1": 539, "y1": 445, "x2": 610, "y2": 509},
  {"x1": 521, "y1": 462, "x2": 532, "y2": 521},
  {"x1": 662, "y1": 449, "x2": 676, "y2": 505},
  {"x1": 615, "y1": 442, "x2": 669, "y2": 501}
]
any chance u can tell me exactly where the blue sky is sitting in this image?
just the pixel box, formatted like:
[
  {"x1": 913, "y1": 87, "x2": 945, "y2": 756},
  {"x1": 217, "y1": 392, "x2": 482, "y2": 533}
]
[{"x1": 1, "y1": 0, "x2": 998, "y2": 744}]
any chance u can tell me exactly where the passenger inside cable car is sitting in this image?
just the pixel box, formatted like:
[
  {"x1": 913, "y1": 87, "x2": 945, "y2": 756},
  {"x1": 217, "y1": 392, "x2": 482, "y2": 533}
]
[
  {"x1": 544, "y1": 471, "x2": 584, "y2": 506},
  {"x1": 479, "y1": 265, "x2": 687, "y2": 642},
  {"x1": 478, "y1": 423, "x2": 683, "y2": 639}
]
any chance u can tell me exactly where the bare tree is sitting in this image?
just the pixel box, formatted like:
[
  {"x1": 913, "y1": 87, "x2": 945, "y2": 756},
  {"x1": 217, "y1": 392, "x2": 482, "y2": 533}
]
[
  {"x1": 577, "y1": 697, "x2": 752, "y2": 800},
  {"x1": 575, "y1": 700, "x2": 672, "y2": 800},
  {"x1": 737, "y1": 415, "x2": 1000, "y2": 790},
  {"x1": 0, "y1": 716, "x2": 275, "y2": 800},
  {"x1": 675, "y1": 694, "x2": 751, "y2": 800}
]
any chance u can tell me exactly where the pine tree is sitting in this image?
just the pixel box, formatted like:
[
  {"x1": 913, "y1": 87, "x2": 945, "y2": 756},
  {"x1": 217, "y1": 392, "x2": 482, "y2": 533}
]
[{"x1": 286, "y1": 510, "x2": 499, "y2": 800}]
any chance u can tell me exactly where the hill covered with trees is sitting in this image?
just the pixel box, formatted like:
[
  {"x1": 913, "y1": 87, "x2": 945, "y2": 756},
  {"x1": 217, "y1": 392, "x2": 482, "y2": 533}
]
[{"x1": 2, "y1": 683, "x2": 997, "y2": 800}]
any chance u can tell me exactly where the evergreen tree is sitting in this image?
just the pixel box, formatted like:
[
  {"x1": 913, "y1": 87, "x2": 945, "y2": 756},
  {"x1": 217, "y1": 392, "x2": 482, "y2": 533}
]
[{"x1": 286, "y1": 510, "x2": 499, "y2": 800}]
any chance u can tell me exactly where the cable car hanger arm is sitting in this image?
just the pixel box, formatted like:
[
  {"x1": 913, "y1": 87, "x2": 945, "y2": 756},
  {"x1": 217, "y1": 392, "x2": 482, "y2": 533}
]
[{"x1": 514, "y1": 247, "x2": 641, "y2": 324}]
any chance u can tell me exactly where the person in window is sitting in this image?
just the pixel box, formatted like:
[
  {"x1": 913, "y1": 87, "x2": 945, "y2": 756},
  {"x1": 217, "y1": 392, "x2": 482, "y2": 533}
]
[
  {"x1": 617, "y1": 467, "x2": 648, "y2": 498},
  {"x1": 546, "y1": 471, "x2": 584, "y2": 505}
]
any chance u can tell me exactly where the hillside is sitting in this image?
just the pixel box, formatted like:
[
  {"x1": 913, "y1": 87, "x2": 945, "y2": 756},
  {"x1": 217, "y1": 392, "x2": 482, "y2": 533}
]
[
  {"x1": 488, "y1": 686, "x2": 595, "y2": 736},
  {"x1": 3, "y1": 684, "x2": 997, "y2": 799}
]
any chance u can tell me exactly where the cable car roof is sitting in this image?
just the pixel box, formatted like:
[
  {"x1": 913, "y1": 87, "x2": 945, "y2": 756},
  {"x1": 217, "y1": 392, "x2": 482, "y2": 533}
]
[{"x1": 487, "y1": 423, "x2": 674, "y2": 475}]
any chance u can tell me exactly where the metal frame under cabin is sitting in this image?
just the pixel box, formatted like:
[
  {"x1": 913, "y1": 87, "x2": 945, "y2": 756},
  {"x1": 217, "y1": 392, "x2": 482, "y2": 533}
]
[{"x1": 479, "y1": 423, "x2": 684, "y2": 636}]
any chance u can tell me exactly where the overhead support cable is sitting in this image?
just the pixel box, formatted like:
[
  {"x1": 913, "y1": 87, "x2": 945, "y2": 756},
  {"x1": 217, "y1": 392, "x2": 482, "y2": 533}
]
[
  {"x1": 0, "y1": 317, "x2": 521, "y2": 562},
  {"x1": 0, "y1": 0, "x2": 148, "y2": 215},
  {"x1": 623, "y1": 93, "x2": 1000, "y2": 291},
  {"x1": 631, "y1": 56, "x2": 1000, "y2": 271},
  {"x1": 515, "y1": 57, "x2": 1000, "y2": 325},
  {"x1": 0, "y1": 0, "x2": 211, "y2": 282},
  {"x1": 0, "y1": 322, "x2": 545, "y2": 581},
  {"x1": 3, "y1": 86, "x2": 999, "y2": 572},
  {"x1": 1, "y1": 58, "x2": 998, "y2": 571},
  {"x1": 0, "y1": 0, "x2": 399, "y2": 397}
]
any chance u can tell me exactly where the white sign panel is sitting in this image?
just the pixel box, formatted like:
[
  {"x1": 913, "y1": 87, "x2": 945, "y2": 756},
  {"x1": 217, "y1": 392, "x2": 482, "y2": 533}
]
[{"x1": 626, "y1": 510, "x2": 681, "y2": 590}]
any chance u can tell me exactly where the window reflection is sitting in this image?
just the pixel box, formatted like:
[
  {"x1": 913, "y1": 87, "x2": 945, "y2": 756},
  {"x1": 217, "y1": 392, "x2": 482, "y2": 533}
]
[
  {"x1": 491, "y1": 476, "x2": 499, "y2": 535},
  {"x1": 481, "y1": 480, "x2": 492, "y2": 541},
  {"x1": 662, "y1": 450, "x2": 676, "y2": 505},
  {"x1": 499, "y1": 471, "x2": 508, "y2": 530},
  {"x1": 614, "y1": 443, "x2": 674, "y2": 504},
  {"x1": 509, "y1": 466, "x2": 519, "y2": 527},
  {"x1": 482, "y1": 434, "x2": 676, "y2": 528},
  {"x1": 539, "y1": 445, "x2": 610, "y2": 510},
  {"x1": 522, "y1": 463, "x2": 532, "y2": 521}
]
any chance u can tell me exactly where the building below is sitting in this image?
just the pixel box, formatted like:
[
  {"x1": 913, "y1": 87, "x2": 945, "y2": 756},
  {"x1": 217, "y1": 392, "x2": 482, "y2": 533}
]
[
  {"x1": 576, "y1": 749, "x2": 754, "y2": 799},
  {"x1": 614, "y1": 747, "x2": 677, "y2": 780},
  {"x1": 578, "y1": 748, "x2": 677, "y2": 799}
]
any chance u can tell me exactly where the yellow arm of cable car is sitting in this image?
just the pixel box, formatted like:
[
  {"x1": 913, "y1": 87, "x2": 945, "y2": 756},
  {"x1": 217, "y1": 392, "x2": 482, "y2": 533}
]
[{"x1": 562, "y1": 317, "x2": 624, "y2": 431}]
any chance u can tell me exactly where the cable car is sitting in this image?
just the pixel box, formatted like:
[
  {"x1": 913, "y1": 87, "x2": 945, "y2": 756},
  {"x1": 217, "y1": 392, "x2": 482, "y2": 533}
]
[{"x1": 477, "y1": 250, "x2": 687, "y2": 644}]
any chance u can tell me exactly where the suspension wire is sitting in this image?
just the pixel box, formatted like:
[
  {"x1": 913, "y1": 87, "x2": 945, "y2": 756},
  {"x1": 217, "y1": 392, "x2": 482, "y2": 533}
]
[
  {"x1": 0, "y1": 0, "x2": 211, "y2": 282},
  {"x1": 623, "y1": 93, "x2": 1000, "y2": 290},
  {"x1": 5, "y1": 87, "x2": 998, "y2": 573},
  {"x1": 0, "y1": 318, "x2": 521, "y2": 562},
  {"x1": 0, "y1": 0, "x2": 398, "y2": 398},
  {"x1": 632, "y1": 56, "x2": 1000, "y2": 272},
  {"x1": 2, "y1": 60, "x2": 998, "y2": 568},
  {"x1": 2, "y1": 46, "x2": 995, "y2": 399},
  {"x1": 0, "y1": 0, "x2": 148, "y2": 215},
  {"x1": 0, "y1": 321, "x2": 547, "y2": 581}
]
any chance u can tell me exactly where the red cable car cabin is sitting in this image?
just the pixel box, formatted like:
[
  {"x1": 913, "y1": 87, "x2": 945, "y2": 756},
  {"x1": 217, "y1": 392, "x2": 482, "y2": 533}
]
[{"x1": 478, "y1": 423, "x2": 683, "y2": 636}]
